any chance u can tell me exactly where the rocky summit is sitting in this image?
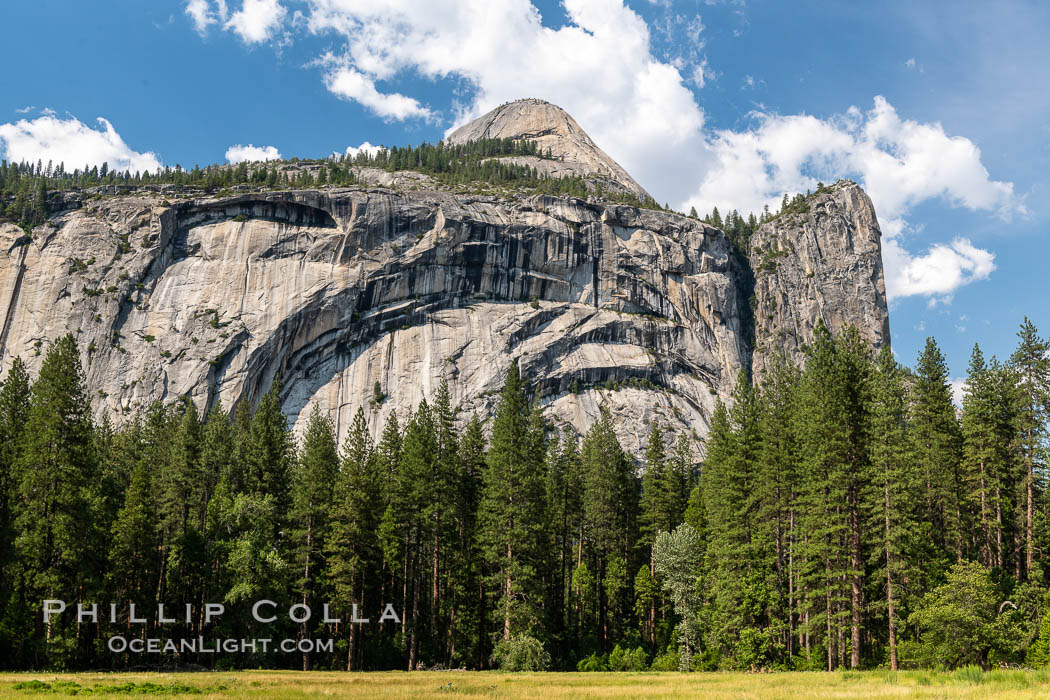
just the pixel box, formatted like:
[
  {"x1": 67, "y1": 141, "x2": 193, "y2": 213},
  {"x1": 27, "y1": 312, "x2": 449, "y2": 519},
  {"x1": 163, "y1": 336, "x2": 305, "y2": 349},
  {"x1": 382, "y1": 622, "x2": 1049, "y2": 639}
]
[{"x1": 0, "y1": 99, "x2": 889, "y2": 459}]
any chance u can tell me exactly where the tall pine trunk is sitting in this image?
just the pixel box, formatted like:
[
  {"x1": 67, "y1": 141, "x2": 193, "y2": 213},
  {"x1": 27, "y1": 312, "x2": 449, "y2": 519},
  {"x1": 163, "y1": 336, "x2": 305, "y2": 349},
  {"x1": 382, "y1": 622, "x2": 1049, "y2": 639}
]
[{"x1": 883, "y1": 482, "x2": 898, "y2": 671}]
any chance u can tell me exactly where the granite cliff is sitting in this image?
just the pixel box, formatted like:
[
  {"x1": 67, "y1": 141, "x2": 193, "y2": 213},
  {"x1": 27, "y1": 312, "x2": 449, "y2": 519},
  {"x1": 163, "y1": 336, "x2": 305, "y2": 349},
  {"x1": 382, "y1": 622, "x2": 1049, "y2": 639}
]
[{"x1": 0, "y1": 100, "x2": 889, "y2": 457}]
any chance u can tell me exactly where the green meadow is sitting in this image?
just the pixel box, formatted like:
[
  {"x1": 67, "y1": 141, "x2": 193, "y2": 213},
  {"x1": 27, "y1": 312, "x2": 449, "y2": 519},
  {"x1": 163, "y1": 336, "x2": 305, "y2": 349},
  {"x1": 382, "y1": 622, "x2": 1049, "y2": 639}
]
[{"x1": 2, "y1": 670, "x2": 1050, "y2": 699}]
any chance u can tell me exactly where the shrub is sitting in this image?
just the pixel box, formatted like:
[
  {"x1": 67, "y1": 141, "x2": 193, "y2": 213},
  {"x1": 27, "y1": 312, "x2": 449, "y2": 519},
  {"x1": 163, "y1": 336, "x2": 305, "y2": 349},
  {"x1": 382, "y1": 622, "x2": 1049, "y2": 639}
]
[
  {"x1": 649, "y1": 648, "x2": 679, "y2": 671},
  {"x1": 1027, "y1": 590, "x2": 1050, "y2": 667},
  {"x1": 607, "y1": 645, "x2": 648, "y2": 671},
  {"x1": 576, "y1": 652, "x2": 608, "y2": 672},
  {"x1": 905, "y1": 561, "x2": 1017, "y2": 670},
  {"x1": 493, "y1": 634, "x2": 550, "y2": 672}
]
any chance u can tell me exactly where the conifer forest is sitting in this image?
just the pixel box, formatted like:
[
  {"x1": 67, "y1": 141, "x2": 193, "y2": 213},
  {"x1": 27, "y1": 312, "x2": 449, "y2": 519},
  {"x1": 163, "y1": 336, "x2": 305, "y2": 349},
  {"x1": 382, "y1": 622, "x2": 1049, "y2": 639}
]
[{"x1": 2, "y1": 319, "x2": 1050, "y2": 673}]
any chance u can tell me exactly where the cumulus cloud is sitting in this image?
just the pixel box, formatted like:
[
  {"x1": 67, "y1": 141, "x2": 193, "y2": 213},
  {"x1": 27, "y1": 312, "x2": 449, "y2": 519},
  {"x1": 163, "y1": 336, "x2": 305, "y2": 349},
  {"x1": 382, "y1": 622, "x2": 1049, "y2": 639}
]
[
  {"x1": 223, "y1": 0, "x2": 284, "y2": 43},
  {"x1": 225, "y1": 143, "x2": 281, "y2": 163},
  {"x1": 322, "y1": 62, "x2": 434, "y2": 122},
  {"x1": 0, "y1": 113, "x2": 161, "y2": 173},
  {"x1": 949, "y1": 377, "x2": 967, "y2": 407},
  {"x1": 883, "y1": 237, "x2": 995, "y2": 303},
  {"x1": 341, "y1": 141, "x2": 381, "y2": 159},
  {"x1": 688, "y1": 97, "x2": 1019, "y2": 221},
  {"x1": 686, "y1": 96, "x2": 1019, "y2": 300}
]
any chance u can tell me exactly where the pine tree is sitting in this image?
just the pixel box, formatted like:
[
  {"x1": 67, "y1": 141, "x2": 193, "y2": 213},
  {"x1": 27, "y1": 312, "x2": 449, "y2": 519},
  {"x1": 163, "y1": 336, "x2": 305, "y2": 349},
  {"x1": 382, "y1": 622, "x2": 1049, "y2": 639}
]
[
  {"x1": 911, "y1": 337, "x2": 965, "y2": 560},
  {"x1": 0, "y1": 357, "x2": 31, "y2": 661},
  {"x1": 452, "y1": 414, "x2": 486, "y2": 667},
  {"x1": 107, "y1": 460, "x2": 160, "y2": 624},
  {"x1": 864, "y1": 344, "x2": 914, "y2": 671},
  {"x1": 1010, "y1": 318, "x2": 1049, "y2": 579},
  {"x1": 223, "y1": 386, "x2": 292, "y2": 615},
  {"x1": 429, "y1": 379, "x2": 461, "y2": 663},
  {"x1": 290, "y1": 407, "x2": 338, "y2": 669},
  {"x1": 244, "y1": 378, "x2": 293, "y2": 514},
  {"x1": 544, "y1": 428, "x2": 582, "y2": 658},
  {"x1": 639, "y1": 423, "x2": 669, "y2": 551},
  {"x1": 477, "y1": 361, "x2": 548, "y2": 643},
  {"x1": 961, "y1": 345, "x2": 1019, "y2": 571},
  {"x1": 795, "y1": 322, "x2": 858, "y2": 670},
  {"x1": 395, "y1": 399, "x2": 436, "y2": 669},
  {"x1": 159, "y1": 399, "x2": 201, "y2": 548},
  {"x1": 327, "y1": 407, "x2": 382, "y2": 670},
  {"x1": 703, "y1": 369, "x2": 776, "y2": 668},
  {"x1": 835, "y1": 326, "x2": 872, "y2": 670},
  {"x1": 198, "y1": 404, "x2": 232, "y2": 528},
  {"x1": 580, "y1": 407, "x2": 635, "y2": 650},
  {"x1": 12, "y1": 335, "x2": 97, "y2": 663},
  {"x1": 757, "y1": 355, "x2": 801, "y2": 659}
]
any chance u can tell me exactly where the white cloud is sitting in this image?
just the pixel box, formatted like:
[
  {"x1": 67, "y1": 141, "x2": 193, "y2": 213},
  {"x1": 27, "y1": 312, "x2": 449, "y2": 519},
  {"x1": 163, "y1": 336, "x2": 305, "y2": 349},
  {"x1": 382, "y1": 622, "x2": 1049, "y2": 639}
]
[
  {"x1": 0, "y1": 114, "x2": 161, "y2": 173},
  {"x1": 185, "y1": 0, "x2": 228, "y2": 34},
  {"x1": 948, "y1": 377, "x2": 967, "y2": 407},
  {"x1": 194, "y1": 1, "x2": 1018, "y2": 304},
  {"x1": 687, "y1": 97, "x2": 1019, "y2": 222},
  {"x1": 225, "y1": 143, "x2": 281, "y2": 163},
  {"x1": 685, "y1": 96, "x2": 1019, "y2": 301},
  {"x1": 905, "y1": 57, "x2": 916, "y2": 69},
  {"x1": 323, "y1": 63, "x2": 434, "y2": 122},
  {"x1": 225, "y1": 0, "x2": 285, "y2": 43},
  {"x1": 882, "y1": 237, "x2": 995, "y2": 302},
  {"x1": 341, "y1": 141, "x2": 381, "y2": 159},
  {"x1": 302, "y1": 0, "x2": 708, "y2": 201},
  {"x1": 691, "y1": 59, "x2": 711, "y2": 89}
]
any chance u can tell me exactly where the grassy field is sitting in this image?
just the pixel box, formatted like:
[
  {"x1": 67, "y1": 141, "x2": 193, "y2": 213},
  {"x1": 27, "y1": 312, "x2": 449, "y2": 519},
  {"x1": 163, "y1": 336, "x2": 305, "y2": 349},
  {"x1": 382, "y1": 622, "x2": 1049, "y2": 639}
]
[{"x1": 1, "y1": 669, "x2": 1049, "y2": 699}]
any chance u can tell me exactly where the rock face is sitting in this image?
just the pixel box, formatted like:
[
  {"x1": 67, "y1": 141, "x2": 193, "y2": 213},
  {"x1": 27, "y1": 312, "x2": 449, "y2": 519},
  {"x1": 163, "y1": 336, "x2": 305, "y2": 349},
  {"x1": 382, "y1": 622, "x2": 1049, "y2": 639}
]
[
  {"x1": 447, "y1": 99, "x2": 652, "y2": 201},
  {"x1": 748, "y1": 181, "x2": 890, "y2": 381},
  {"x1": 0, "y1": 101, "x2": 889, "y2": 460}
]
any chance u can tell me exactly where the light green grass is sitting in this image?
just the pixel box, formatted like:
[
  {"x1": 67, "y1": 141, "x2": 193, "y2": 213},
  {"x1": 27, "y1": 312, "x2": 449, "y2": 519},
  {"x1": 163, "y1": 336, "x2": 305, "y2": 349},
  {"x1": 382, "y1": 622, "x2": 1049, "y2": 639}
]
[{"x1": 0, "y1": 669, "x2": 1049, "y2": 699}]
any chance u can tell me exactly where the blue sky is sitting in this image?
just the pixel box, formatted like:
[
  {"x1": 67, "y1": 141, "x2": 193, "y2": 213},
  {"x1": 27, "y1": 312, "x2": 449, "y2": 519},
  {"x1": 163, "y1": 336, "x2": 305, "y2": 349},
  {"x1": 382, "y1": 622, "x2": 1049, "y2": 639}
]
[{"x1": 2, "y1": 0, "x2": 1047, "y2": 390}]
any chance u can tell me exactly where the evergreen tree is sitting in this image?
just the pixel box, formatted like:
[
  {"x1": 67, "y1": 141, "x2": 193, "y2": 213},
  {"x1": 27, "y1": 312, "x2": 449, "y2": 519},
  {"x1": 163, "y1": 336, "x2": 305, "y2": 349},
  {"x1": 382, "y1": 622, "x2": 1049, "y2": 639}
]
[
  {"x1": 863, "y1": 345, "x2": 915, "y2": 670},
  {"x1": 477, "y1": 361, "x2": 548, "y2": 643},
  {"x1": 0, "y1": 358, "x2": 31, "y2": 662},
  {"x1": 452, "y1": 414, "x2": 486, "y2": 667},
  {"x1": 911, "y1": 337, "x2": 965, "y2": 560},
  {"x1": 327, "y1": 407, "x2": 382, "y2": 670},
  {"x1": 757, "y1": 356, "x2": 801, "y2": 659},
  {"x1": 395, "y1": 399, "x2": 436, "y2": 669},
  {"x1": 1010, "y1": 318, "x2": 1049, "y2": 579},
  {"x1": 290, "y1": 407, "x2": 338, "y2": 670},
  {"x1": 795, "y1": 322, "x2": 859, "y2": 670},
  {"x1": 580, "y1": 408, "x2": 636, "y2": 650},
  {"x1": 12, "y1": 335, "x2": 97, "y2": 664},
  {"x1": 107, "y1": 460, "x2": 161, "y2": 629},
  {"x1": 962, "y1": 345, "x2": 1019, "y2": 571},
  {"x1": 703, "y1": 369, "x2": 777, "y2": 668},
  {"x1": 244, "y1": 378, "x2": 293, "y2": 514}
]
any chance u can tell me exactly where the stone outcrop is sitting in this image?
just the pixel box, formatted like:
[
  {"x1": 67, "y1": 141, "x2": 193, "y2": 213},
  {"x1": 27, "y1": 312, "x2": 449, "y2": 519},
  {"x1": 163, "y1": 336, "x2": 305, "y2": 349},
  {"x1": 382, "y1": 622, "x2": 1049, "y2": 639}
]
[
  {"x1": 447, "y1": 99, "x2": 652, "y2": 201},
  {"x1": 0, "y1": 102, "x2": 889, "y2": 460},
  {"x1": 748, "y1": 181, "x2": 890, "y2": 381}
]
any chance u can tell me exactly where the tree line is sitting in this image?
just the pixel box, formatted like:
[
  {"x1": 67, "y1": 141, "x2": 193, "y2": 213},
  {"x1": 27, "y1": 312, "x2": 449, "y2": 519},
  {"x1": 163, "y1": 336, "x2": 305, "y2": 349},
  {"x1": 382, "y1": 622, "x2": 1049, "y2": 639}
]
[
  {"x1": 1, "y1": 138, "x2": 668, "y2": 234},
  {"x1": 1, "y1": 318, "x2": 1049, "y2": 672}
]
